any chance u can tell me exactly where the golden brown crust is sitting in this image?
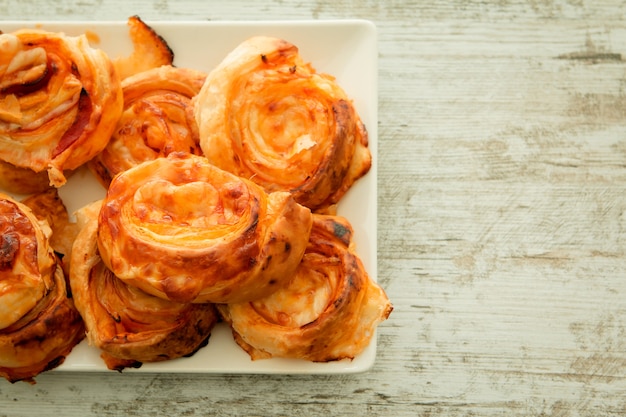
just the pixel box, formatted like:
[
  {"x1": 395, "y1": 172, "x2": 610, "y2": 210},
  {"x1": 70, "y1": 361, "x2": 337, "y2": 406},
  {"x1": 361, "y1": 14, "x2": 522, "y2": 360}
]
[
  {"x1": 20, "y1": 188, "x2": 80, "y2": 277},
  {"x1": 0, "y1": 28, "x2": 123, "y2": 188},
  {"x1": 112, "y1": 16, "x2": 175, "y2": 81},
  {"x1": 70, "y1": 201, "x2": 218, "y2": 371},
  {"x1": 0, "y1": 193, "x2": 84, "y2": 383},
  {"x1": 96, "y1": 152, "x2": 313, "y2": 304},
  {"x1": 21, "y1": 189, "x2": 77, "y2": 254},
  {"x1": 217, "y1": 214, "x2": 392, "y2": 362},
  {"x1": 89, "y1": 65, "x2": 206, "y2": 187},
  {"x1": 193, "y1": 36, "x2": 372, "y2": 212},
  {"x1": 0, "y1": 160, "x2": 52, "y2": 195}
]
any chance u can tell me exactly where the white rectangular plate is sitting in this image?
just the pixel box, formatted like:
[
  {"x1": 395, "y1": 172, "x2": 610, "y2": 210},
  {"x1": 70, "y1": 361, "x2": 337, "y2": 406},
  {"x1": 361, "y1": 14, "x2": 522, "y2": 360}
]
[{"x1": 0, "y1": 19, "x2": 378, "y2": 374}]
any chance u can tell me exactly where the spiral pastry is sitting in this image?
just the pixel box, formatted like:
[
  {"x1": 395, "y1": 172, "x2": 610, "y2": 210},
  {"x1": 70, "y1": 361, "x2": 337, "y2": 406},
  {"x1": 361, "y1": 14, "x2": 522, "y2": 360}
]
[
  {"x1": 0, "y1": 193, "x2": 84, "y2": 383},
  {"x1": 97, "y1": 152, "x2": 313, "y2": 304},
  {"x1": 89, "y1": 65, "x2": 206, "y2": 187},
  {"x1": 217, "y1": 214, "x2": 392, "y2": 362},
  {"x1": 0, "y1": 28, "x2": 123, "y2": 189},
  {"x1": 70, "y1": 202, "x2": 218, "y2": 371},
  {"x1": 193, "y1": 36, "x2": 372, "y2": 212}
]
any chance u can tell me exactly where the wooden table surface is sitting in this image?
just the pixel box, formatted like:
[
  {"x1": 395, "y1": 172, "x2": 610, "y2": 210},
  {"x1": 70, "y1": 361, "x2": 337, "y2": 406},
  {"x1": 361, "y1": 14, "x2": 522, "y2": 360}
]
[{"x1": 2, "y1": 1, "x2": 626, "y2": 416}]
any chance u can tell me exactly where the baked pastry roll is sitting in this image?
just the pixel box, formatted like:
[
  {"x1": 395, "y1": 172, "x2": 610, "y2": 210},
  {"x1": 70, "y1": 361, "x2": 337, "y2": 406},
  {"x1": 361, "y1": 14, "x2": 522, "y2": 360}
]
[
  {"x1": 0, "y1": 27, "x2": 123, "y2": 189},
  {"x1": 97, "y1": 152, "x2": 313, "y2": 304},
  {"x1": 217, "y1": 214, "x2": 392, "y2": 362},
  {"x1": 0, "y1": 193, "x2": 84, "y2": 383},
  {"x1": 89, "y1": 65, "x2": 206, "y2": 187},
  {"x1": 193, "y1": 36, "x2": 372, "y2": 212},
  {"x1": 70, "y1": 202, "x2": 218, "y2": 371}
]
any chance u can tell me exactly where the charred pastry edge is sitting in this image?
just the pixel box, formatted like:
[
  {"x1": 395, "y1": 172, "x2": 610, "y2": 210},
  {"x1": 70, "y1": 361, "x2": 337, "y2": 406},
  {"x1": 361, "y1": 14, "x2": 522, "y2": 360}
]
[{"x1": 128, "y1": 15, "x2": 175, "y2": 64}]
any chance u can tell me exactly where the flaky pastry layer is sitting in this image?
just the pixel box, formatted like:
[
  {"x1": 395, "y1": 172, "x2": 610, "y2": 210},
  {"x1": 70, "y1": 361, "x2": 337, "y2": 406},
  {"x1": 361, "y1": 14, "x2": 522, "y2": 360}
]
[
  {"x1": 89, "y1": 65, "x2": 206, "y2": 187},
  {"x1": 193, "y1": 36, "x2": 372, "y2": 212},
  {"x1": 0, "y1": 193, "x2": 84, "y2": 383},
  {"x1": 97, "y1": 152, "x2": 312, "y2": 304},
  {"x1": 0, "y1": 28, "x2": 123, "y2": 188},
  {"x1": 217, "y1": 214, "x2": 392, "y2": 362},
  {"x1": 70, "y1": 202, "x2": 218, "y2": 371}
]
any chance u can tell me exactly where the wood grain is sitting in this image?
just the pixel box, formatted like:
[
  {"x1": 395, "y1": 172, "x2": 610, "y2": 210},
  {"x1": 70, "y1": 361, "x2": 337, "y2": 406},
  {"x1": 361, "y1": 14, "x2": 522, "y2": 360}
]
[{"x1": 1, "y1": 1, "x2": 626, "y2": 416}]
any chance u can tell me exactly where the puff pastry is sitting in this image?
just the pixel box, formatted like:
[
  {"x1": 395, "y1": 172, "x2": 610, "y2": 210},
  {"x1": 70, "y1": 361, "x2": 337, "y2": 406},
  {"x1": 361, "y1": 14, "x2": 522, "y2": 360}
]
[
  {"x1": 70, "y1": 202, "x2": 218, "y2": 371},
  {"x1": 0, "y1": 193, "x2": 84, "y2": 383},
  {"x1": 0, "y1": 160, "x2": 51, "y2": 195},
  {"x1": 89, "y1": 65, "x2": 206, "y2": 187},
  {"x1": 97, "y1": 152, "x2": 313, "y2": 304},
  {"x1": 0, "y1": 28, "x2": 123, "y2": 188},
  {"x1": 217, "y1": 214, "x2": 392, "y2": 362},
  {"x1": 193, "y1": 36, "x2": 372, "y2": 212},
  {"x1": 112, "y1": 15, "x2": 174, "y2": 81},
  {"x1": 21, "y1": 188, "x2": 80, "y2": 277}
]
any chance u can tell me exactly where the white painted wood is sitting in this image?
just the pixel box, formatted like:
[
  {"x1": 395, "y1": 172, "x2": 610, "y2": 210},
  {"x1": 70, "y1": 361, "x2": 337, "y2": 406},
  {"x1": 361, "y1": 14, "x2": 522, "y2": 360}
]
[{"x1": 1, "y1": 1, "x2": 626, "y2": 416}]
